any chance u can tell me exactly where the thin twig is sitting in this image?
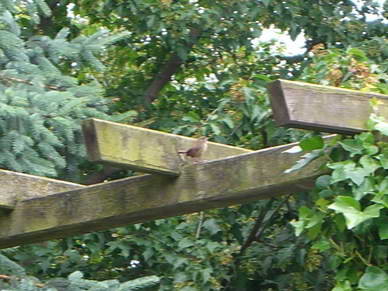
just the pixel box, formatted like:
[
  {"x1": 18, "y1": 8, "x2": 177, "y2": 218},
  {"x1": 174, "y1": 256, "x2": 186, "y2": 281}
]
[
  {"x1": 254, "y1": 194, "x2": 292, "y2": 242},
  {"x1": 0, "y1": 74, "x2": 64, "y2": 91},
  {"x1": 239, "y1": 198, "x2": 275, "y2": 255},
  {"x1": 195, "y1": 211, "x2": 204, "y2": 239}
]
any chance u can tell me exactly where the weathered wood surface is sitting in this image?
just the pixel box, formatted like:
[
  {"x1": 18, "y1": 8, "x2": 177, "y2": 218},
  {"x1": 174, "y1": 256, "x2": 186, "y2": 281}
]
[
  {"x1": 0, "y1": 141, "x2": 326, "y2": 249},
  {"x1": 268, "y1": 79, "x2": 388, "y2": 134},
  {"x1": 82, "y1": 119, "x2": 252, "y2": 176},
  {"x1": 0, "y1": 169, "x2": 83, "y2": 211}
]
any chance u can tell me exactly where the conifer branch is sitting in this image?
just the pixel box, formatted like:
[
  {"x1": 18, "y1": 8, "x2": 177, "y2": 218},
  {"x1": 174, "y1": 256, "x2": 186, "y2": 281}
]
[{"x1": 0, "y1": 74, "x2": 64, "y2": 91}]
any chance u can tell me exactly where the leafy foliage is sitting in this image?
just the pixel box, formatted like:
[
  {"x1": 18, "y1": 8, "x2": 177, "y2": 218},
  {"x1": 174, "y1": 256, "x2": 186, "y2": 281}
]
[
  {"x1": 0, "y1": 0, "x2": 387, "y2": 291},
  {"x1": 290, "y1": 116, "x2": 388, "y2": 290},
  {"x1": 0, "y1": 254, "x2": 160, "y2": 290}
]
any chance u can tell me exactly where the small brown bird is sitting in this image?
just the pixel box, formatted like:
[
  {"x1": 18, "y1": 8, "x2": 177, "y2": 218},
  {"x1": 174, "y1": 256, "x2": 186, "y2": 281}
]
[{"x1": 178, "y1": 137, "x2": 208, "y2": 163}]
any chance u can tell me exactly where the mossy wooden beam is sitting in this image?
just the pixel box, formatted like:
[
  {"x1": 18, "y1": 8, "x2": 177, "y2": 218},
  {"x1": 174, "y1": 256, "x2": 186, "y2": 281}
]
[
  {"x1": 0, "y1": 141, "x2": 326, "y2": 249},
  {"x1": 82, "y1": 119, "x2": 252, "y2": 176},
  {"x1": 268, "y1": 80, "x2": 388, "y2": 134},
  {"x1": 0, "y1": 169, "x2": 83, "y2": 212}
]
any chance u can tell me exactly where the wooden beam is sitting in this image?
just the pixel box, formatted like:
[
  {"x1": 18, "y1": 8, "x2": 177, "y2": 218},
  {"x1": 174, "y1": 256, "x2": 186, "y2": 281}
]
[
  {"x1": 0, "y1": 141, "x2": 326, "y2": 249},
  {"x1": 82, "y1": 119, "x2": 252, "y2": 176},
  {"x1": 268, "y1": 79, "x2": 388, "y2": 134},
  {"x1": 0, "y1": 169, "x2": 84, "y2": 211}
]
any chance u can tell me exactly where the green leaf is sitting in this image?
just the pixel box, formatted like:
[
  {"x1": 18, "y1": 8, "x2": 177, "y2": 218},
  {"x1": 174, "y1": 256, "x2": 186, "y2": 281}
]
[
  {"x1": 376, "y1": 217, "x2": 388, "y2": 240},
  {"x1": 364, "y1": 144, "x2": 379, "y2": 155},
  {"x1": 370, "y1": 114, "x2": 388, "y2": 136},
  {"x1": 300, "y1": 135, "x2": 324, "y2": 151},
  {"x1": 315, "y1": 175, "x2": 331, "y2": 189},
  {"x1": 178, "y1": 237, "x2": 194, "y2": 249},
  {"x1": 312, "y1": 239, "x2": 331, "y2": 251},
  {"x1": 291, "y1": 206, "x2": 324, "y2": 237},
  {"x1": 372, "y1": 191, "x2": 388, "y2": 208},
  {"x1": 201, "y1": 268, "x2": 212, "y2": 283},
  {"x1": 328, "y1": 196, "x2": 383, "y2": 229},
  {"x1": 377, "y1": 152, "x2": 388, "y2": 169},
  {"x1": 329, "y1": 160, "x2": 369, "y2": 186},
  {"x1": 176, "y1": 46, "x2": 188, "y2": 61},
  {"x1": 353, "y1": 177, "x2": 375, "y2": 200},
  {"x1": 110, "y1": 110, "x2": 138, "y2": 122},
  {"x1": 333, "y1": 280, "x2": 352, "y2": 291},
  {"x1": 347, "y1": 47, "x2": 367, "y2": 61},
  {"x1": 357, "y1": 132, "x2": 375, "y2": 144},
  {"x1": 290, "y1": 220, "x2": 305, "y2": 237},
  {"x1": 205, "y1": 241, "x2": 221, "y2": 252},
  {"x1": 203, "y1": 219, "x2": 221, "y2": 235},
  {"x1": 182, "y1": 111, "x2": 200, "y2": 122},
  {"x1": 222, "y1": 117, "x2": 234, "y2": 129},
  {"x1": 359, "y1": 156, "x2": 380, "y2": 175},
  {"x1": 284, "y1": 149, "x2": 323, "y2": 173},
  {"x1": 358, "y1": 267, "x2": 388, "y2": 290},
  {"x1": 339, "y1": 139, "x2": 363, "y2": 156},
  {"x1": 209, "y1": 123, "x2": 221, "y2": 135},
  {"x1": 282, "y1": 145, "x2": 302, "y2": 154},
  {"x1": 261, "y1": 0, "x2": 272, "y2": 6}
]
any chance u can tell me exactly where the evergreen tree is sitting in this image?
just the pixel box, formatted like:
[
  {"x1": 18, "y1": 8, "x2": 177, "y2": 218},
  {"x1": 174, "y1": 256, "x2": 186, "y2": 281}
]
[{"x1": 0, "y1": 3, "x2": 129, "y2": 180}]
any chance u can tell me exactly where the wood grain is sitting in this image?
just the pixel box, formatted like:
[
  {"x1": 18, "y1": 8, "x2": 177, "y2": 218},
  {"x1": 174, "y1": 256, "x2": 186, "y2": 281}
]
[
  {"x1": 0, "y1": 169, "x2": 83, "y2": 211},
  {"x1": 82, "y1": 119, "x2": 252, "y2": 176},
  {"x1": 0, "y1": 140, "x2": 326, "y2": 249},
  {"x1": 268, "y1": 80, "x2": 388, "y2": 134}
]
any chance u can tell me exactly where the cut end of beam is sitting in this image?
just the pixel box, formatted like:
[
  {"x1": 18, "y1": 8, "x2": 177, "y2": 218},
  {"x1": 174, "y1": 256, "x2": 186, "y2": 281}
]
[
  {"x1": 82, "y1": 119, "x2": 252, "y2": 176},
  {"x1": 0, "y1": 169, "x2": 84, "y2": 210},
  {"x1": 267, "y1": 79, "x2": 388, "y2": 134}
]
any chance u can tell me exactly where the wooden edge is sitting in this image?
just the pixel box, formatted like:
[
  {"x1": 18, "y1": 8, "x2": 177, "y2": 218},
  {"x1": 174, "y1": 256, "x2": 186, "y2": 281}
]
[
  {"x1": 267, "y1": 79, "x2": 291, "y2": 126},
  {"x1": 0, "y1": 169, "x2": 84, "y2": 211},
  {"x1": 267, "y1": 79, "x2": 388, "y2": 134},
  {"x1": 0, "y1": 138, "x2": 329, "y2": 249},
  {"x1": 82, "y1": 119, "x2": 252, "y2": 176}
]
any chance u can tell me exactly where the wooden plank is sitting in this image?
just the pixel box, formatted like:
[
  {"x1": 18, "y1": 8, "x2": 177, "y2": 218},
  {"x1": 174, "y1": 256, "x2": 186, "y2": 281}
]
[
  {"x1": 267, "y1": 79, "x2": 388, "y2": 134},
  {"x1": 82, "y1": 119, "x2": 252, "y2": 176},
  {"x1": 0, "y1": 169, "x2": 84, "y2": 211},
  {"x1": 0, "y1": 140, "x2": 326, "y2": 249}
]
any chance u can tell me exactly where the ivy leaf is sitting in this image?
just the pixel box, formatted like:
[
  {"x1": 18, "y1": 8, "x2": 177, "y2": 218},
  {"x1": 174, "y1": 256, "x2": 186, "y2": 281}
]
[
  {"x1": 315, "y1": 175, "x2": 331, "y2": 189},
  {"x1": 329, "y1": 161, "x2": 368, "y2": 186},
  {"x1": 328, "y1": 196, "x2": 383, "y2": 229},
  {"x1": 284, "y1": 149, "x2": 323, "y2": 174},
  {"x1": 353, "y1": 177, "x2": 375, "y2": 200},
  {"x1": 358, "y1": 266, "x2": 388, "y2": 290},
  {"x1": 359, "y1": 156, "x2": 380, "y2": 175},
  {"x1": 178, "y1": 237, "x2": 194, "y2": 249},
  {"x1": 372, "y1": 191, "x2": 388, "y2": 208},
  {"x1": 290, "y1": 206, "x2": 324, "y2": 237},
  {"x1": 222, "y1": 117, "x2": 234, "y2": 129},
  {"x1": 364, "y1": 144, "x2": 379, "y2": 155},
  {"x1": 209, "y1": 123, "x2": 221, "y2": 135},
  {"x1": 312, "y1": 239, "x2": 331, "y2": 252},
  {"x1": 357, "y1": 132, "x2": 375, "y2": 144},
  {"x1": 376, "y1": 218, "x2": 388, "y2": 240},
  {"x1": 290, "y1": 220, "x2": 305, "y2": 237},
  {"x1": 203, "y1": 219, "x2": 221, "y2": 235},
  {"x1": 282, "y1": 145, "x2": 302, "y2": 154},
  {"x1": 333, "y1": 280, "x2": 352, "y2": 291},
  {"x1": 370, "y1": 114, "x2": 388, "y2": 136},
  {"x1": 261, "y1": 0, "x2": 272, "y2": 6},
  {"x1": 300, "y1": 135, "x2": 324, "y2": 151},
  {"x1": 339, "y1": 139, "x2": 363, "y2": 156},
  {"x1": 377, "y1": 152, "x2": 388, "y2": 169}
]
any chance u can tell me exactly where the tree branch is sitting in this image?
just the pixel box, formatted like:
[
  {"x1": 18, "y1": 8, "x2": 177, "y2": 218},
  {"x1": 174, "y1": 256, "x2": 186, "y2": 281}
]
[
  {"x1": 143, "y1": 28, "x2": 201, "y2": 104},
  {"x1": 0, "y1": 74, "x2": 64, "y2": 91},
  {"x1": 239, "y1": 199, "x2": 275, "y2": 255}
]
